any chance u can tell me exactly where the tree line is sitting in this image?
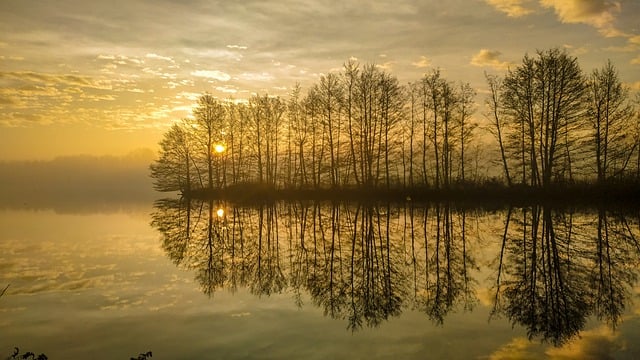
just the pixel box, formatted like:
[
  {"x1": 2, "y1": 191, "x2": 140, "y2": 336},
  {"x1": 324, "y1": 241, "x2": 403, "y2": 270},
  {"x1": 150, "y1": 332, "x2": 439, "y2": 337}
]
[{"x1": 151, "y1": 48, "x2": 640, "y2": 193}]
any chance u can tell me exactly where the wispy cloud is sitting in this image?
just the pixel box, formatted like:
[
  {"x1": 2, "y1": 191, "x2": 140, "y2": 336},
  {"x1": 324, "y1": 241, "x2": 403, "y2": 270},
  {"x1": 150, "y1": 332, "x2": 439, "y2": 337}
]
[
  {"x1": 0, "y1": 71, "x2": 106, "y2": 89},
  {"x1": 237, "y1": 72, "x2": 274, "y2": 82},
  {"x1": 485, "y1": 0, "x2": 534, "y2": 17},
  {"x1": 146, "y1": 53, "x2": 175, "y2": 63},
  {"x1": 487, "y1": 337, "x2": 536, "y2": 359},
  {"x1": 190, "y1": 70, "x2": 231, "y2": 81},
  {"x1": 412, "y1": 56, "x2": 432, "y2": 68},
  {"x1": 226, "y1": 44, "x2": 248, "y2": 50},
  {"x1": 376, "y1": 61, "x2": 396, "y2": 71},
  {"x1": 540, "y1": 0, "x2": 623, "y2": 37},
  {"x1": 215, "y1": 86, "x2": 238, "y2": 94},
  {"x1": 563, "y1": 44, "x2": 589, "y2": 56},
  {"x1": 470, "y1": 49, "x2": 512, "y2": 70}
]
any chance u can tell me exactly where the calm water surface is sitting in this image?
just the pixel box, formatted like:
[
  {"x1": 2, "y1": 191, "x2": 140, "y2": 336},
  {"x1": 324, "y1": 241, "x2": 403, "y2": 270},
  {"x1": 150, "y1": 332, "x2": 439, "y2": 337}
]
[{"x1": 1, "y1": 200, "x2": 640, "y2": 359}]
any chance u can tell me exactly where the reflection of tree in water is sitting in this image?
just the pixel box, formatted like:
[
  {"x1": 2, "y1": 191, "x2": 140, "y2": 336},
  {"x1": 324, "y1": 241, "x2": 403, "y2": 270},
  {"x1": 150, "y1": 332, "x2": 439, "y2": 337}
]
[
  {"x1": 492, "y1": 206, "x2": 640, "y2": 345},
  {"x1": 151, "y1": 200, "x2": 640, "y2": 342},
  {"x1": 151, "y1": 198, "x2": 230, "y2": 296},
  {"x1": 589, "y1": 209, "x2": 639, "y2": 328},
  {"x1": 409, "y1": 204, "x2": 478, "y2": 324},
  {"x1": 247, "y1": 205, "x2": 287, "y2": 296}
]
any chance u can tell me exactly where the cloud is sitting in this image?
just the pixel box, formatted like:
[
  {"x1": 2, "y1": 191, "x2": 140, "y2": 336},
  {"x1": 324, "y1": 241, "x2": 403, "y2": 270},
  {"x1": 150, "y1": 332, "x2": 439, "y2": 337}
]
[
  {"x1": 487, "y1": 337, "x2": 537, "y2": 359},
  {"x1": 563, "y1": 44, "x2": 589, "y2": 56},
  {"x1": 412, "y1": 56, "x2": 432, "y2": 68},
  {"x1": 486, "y1": 0, "x2": 635, "y2": 41},
  {"x1": 540, "y1": 0, "x2": 622, "y2": 37},
  {"x1": 183, "y1": 48, "x2": 243, "y2": 62},
  {"x1": 146, "y1": 53, "x2": 175, "y2": 62},
  {"x1": 176, "y1": 91, "x2": 201, "y2": 101},
  {"x1": 376, "y1": 61, "x2": 396, "y2": 71},
  {"x1": 485, "y1": 0, "x2": 534, "y2": 17},
  {"x1": 215, "y1": 86, "x2": 238, "y2": 94},
  {"x1": 0, "y1": 56, "x2": 25, "y2": 61},
  {"x1": 226, "y1": 45, "x2": 248, "y2": 50},
  {"x1": 470, "y1": 49, "x2": 511, "y2": 70},
  {"x1": 545, "y1": 326, "x2": 624, "y2": 360},
  {"x1": 0, "y1": 71, "x2": 107, "y2": 90},
  {"x1": 190, "y1": 70, "x2": 231, "y2": 81},
  {"x1": 631, "y1": 55, "x2": 640, "y2": 65},
  {"x1": 237, "y1": 72, "x2": 274, "y2": 81}
]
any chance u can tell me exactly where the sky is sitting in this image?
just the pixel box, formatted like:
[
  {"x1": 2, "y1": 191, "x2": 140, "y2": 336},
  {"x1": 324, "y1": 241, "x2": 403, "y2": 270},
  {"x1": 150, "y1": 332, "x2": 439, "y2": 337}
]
[{"x1": 1, "y1": 0, "x2": 639, "y2": 160}]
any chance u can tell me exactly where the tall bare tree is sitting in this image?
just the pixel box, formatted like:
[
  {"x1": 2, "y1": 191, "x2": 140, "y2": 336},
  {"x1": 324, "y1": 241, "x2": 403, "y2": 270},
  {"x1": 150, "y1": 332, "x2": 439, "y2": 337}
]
[
  {"x1": 193, "y1": 94, "x2": 226, "y2": 190},
  {"x1": 458, "y1": 82, "x2": 477, "y2": 183},
  {"x1": 588, "y1": 60, "x2": 635, "y2": 184},
  {"x1": 485, "y1": 73, "x2": 512, "y2": 186}
]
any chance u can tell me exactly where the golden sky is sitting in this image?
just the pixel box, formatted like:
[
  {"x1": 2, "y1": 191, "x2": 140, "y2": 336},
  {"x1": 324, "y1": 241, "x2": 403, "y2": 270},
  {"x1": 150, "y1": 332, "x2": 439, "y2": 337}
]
[{"x1": 1, "y1": 0, "x2": 639, "y2": 160}]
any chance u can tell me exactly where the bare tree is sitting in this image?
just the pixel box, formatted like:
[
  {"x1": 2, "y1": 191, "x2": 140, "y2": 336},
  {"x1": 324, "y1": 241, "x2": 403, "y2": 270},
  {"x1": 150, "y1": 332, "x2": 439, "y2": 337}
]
[
  {"x1": 588, "y1": 60, "x2": 635, "y2": 184},
  {"x1": 500, "y1": 49, "x2": 587, "y2": 188},
  {"x1": 150, "y1": 122, "x2": 200, "y2": 192},
  {"x1": 193, "y1": 94, "x2": 226, "y2": 190},
  {"x1": 317, "y1": 73, "x2": 344, "y2": 187},
  {"x1": 485, "y1": 73, "x2": 512, "y2": 186},
  {"x1": 458, "y1": 82, "x2": 477, "y2": 183}
]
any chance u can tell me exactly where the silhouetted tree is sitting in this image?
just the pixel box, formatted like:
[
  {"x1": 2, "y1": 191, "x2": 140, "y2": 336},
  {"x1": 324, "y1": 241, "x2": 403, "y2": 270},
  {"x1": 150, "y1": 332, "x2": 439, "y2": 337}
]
[
  {"x1": 588, "y1": 60, "x2": 635, "y2": 183},
  {"x1": 193, "y1": 94, "x2": 226, "y2": 190},
  {"x1": 497, "y1": 49, "x2": 587, "y2": 187},
  {"x1": 458, "y1": 82, "x2": 477, "y2": 183},
  {"x1": 485, "y1": 73, "x2": 512, "y2": 185},
  {"x1": 150, "y1": 122, "x2": 200, "y2": 192}
]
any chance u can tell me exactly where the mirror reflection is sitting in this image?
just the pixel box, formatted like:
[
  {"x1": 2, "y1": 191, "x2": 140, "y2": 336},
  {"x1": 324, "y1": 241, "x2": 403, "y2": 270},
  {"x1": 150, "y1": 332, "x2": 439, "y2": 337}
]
[{"x1": 151, "y1": 200, "x2": 640, "y2": 345}]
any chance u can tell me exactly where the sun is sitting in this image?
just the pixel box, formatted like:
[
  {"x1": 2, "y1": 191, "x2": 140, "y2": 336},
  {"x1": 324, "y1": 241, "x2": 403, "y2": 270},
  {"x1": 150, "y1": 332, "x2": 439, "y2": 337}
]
[{"x1": 213, "y1": 144, "x2": 226, "y2": 153}]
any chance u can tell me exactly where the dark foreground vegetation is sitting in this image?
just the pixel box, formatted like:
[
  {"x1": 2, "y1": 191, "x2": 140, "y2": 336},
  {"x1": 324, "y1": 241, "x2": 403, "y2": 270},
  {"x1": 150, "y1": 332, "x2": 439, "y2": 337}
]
[{"x1": 151, "y1": 48, "x2": 640, "y2": 203}]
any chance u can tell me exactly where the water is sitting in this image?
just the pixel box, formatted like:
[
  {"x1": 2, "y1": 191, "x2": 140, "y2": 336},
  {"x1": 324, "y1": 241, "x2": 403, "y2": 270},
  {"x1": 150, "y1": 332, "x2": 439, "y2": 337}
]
[{"x1": 1, "y1": 200, "x2": 640, "y2": 359}]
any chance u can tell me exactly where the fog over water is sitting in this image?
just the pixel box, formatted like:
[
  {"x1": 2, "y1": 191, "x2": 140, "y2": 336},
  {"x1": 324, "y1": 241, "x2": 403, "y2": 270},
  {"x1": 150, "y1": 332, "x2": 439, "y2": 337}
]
[{"x1": 0, "y1": 149, "x2": 158, "y2": 212}]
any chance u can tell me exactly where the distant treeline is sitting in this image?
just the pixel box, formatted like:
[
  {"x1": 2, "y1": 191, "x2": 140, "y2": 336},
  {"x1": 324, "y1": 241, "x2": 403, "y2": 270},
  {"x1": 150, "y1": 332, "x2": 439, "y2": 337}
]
[
  {"x1": 150, "y1": 48, "x2": 640, "y2": 196},
  {"x1": 0, "y1": 150, "x2": 157, "y2": 210}
]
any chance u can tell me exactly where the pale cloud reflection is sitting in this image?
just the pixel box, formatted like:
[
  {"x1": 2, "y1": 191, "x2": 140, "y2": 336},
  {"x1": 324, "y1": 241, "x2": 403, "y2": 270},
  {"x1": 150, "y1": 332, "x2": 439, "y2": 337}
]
[
  {"x1": 545, "y1": 326, "x2": 625, "y2": 360},
  {"x1": 486, "y1": 327, "x2": 627, "y2": 360},
  {"x1": 486, "y1": 337, "x2": 538, "y2": 359}
]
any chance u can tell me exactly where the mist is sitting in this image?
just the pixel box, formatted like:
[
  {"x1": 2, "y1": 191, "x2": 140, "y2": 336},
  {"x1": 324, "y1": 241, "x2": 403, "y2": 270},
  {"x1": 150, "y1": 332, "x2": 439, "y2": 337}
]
[{"x1": 0, "y1": 149, "x2": 162, "y2": 212}]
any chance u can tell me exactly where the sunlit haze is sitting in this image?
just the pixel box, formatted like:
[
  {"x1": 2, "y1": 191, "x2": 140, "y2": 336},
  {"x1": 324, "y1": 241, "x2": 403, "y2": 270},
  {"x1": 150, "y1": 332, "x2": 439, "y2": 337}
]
[{"x1": 1, "y1": 0, "x2": 639, "y2": 160}]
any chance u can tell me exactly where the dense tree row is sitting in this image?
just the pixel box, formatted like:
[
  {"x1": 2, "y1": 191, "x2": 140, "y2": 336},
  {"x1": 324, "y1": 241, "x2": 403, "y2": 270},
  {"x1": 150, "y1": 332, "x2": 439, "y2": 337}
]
[{"x1": 151, "y1": 48, "x2": 640, "y2": 193}]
